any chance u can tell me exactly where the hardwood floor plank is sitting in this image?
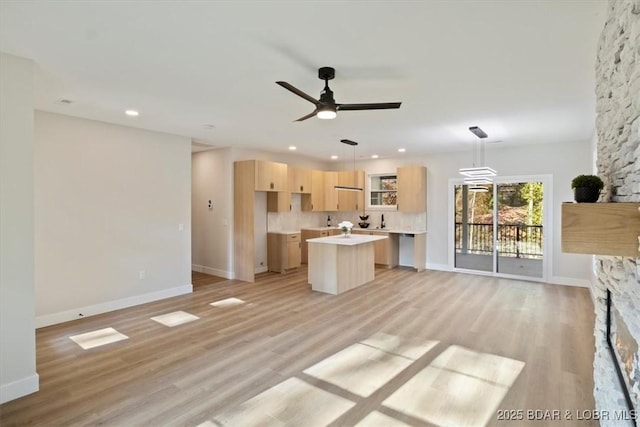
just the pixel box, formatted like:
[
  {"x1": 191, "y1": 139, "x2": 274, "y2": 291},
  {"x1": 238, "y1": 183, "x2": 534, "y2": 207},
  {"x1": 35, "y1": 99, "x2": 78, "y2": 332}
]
[{"x1": 0, "y1": 269, "x2": 596, "y2": 426}]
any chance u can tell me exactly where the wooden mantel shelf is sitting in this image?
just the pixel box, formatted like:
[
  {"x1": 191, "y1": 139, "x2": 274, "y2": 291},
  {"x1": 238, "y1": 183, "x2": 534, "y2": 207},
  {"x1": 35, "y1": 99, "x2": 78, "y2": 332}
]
[{"x1": 561, "y1": 202, "x2": 640, "y2": 257}]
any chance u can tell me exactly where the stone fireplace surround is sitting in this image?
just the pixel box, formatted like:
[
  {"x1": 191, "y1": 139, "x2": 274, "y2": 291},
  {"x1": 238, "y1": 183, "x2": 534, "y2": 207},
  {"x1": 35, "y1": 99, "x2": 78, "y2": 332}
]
[{"x1": 592, "y1": 1, "x2": 640, "y2": 425}]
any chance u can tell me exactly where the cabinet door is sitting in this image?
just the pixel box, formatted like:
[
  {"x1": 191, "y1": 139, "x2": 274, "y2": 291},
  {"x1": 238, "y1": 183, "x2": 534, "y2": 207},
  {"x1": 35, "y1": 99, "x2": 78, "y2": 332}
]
[
  {"x1": 289, "y1": 167, "x2": 312, "y2": 194},
  {"x1": 255, "y1": 160, "x2": 287, "y2": 191},
  {"x1": 324, "y1": 171, "x2": 339, "y2": 211},
  {"x1": 337, "y1": 171, "x2": 356, "y2": 211},
  {"x1": 397, "y1": 166, "x2": 426, "y2": 212},
  {"x1": 307, "y1": 170, "x2": 325, "y2": 211},
  {"x1": 287, "y1": 240, "x2": 301, "y2": 268},
  {"x1": 266, "y1": 191, "x2": 291, "y2": 212},
  {"x1": 372, "y1": 232, "x2": 388, "y2": 264}
]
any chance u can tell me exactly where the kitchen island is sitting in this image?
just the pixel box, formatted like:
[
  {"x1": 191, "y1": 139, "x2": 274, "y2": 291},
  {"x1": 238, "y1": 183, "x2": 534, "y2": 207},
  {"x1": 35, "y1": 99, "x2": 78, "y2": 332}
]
[{"x1": 307, "y1": 234, "x2": 388, "y2": 295}]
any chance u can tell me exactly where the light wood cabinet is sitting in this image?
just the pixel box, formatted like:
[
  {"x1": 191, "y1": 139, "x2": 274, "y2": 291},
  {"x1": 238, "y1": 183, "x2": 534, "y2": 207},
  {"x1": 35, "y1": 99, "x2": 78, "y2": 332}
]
[
  {"x1": 266, "y1": 191, "x2": 291, "y2": 213},
  {"x1": 337, "y1": 170, "x2": 365, "y2": 212},
  {"x1": 255, "y1": 160, "x2": 287, "y2": 192},
  {"x1": 300, "y1": 229, "x2": 331, "y2": 263},
  {"x1": 351, "y1": 230, "x2": 399, "y2": 268},
  {"x1": 561, "y1": 202, "x2": 640, "y2": 257},
  {"x1": 324, "y1": 171, "x2": 339, "y2": 211},
  {"x1": 397, "y1": 166, "x2": 427, "y2": 212},
  {"x1": 267, "y1": 232, "x2": 301, "y2": 273},
  {"x1": 288, "y1": 167, "x2": 312, "y2": 194},
  {"x1": 302, "y1": 170, "x2": 326, "y2": 211}
]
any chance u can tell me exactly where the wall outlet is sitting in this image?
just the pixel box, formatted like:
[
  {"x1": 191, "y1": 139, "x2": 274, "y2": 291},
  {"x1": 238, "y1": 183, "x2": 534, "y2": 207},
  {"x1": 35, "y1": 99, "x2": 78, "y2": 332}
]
[
  {"x1": 139, "y1": 270, "x2": 146, "y2": 280},
  {"x1": 178, "y1": 223, "x2": 184, "y2": 231}
]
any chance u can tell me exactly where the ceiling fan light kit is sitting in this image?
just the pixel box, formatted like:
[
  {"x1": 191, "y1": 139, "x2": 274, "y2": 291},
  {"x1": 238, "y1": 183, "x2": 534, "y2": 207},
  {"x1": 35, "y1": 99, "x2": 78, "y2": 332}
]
[
  {"x1": 316, "y1": 105, "x2": 337, "y2": 120},
  {"x1": 276, "y1": 66, "x2": 401, "y2": 121}
]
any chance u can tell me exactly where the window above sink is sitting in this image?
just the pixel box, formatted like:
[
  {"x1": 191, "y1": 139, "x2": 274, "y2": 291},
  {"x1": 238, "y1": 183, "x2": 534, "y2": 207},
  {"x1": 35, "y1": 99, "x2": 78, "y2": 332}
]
[{"x1": 368, "y1": 174, "x2": 397, "y2": 210}]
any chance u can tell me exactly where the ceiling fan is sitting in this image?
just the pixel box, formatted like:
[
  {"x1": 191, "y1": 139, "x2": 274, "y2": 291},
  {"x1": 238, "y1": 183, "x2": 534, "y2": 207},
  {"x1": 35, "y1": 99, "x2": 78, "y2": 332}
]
[{"x1": 276, "y1": 66, "x2": 402, "y2": 122}]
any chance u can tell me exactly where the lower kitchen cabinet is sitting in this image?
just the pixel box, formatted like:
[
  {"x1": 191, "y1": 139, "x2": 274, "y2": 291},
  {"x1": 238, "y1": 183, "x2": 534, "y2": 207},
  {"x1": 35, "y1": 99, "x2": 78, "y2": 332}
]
[
  {"x1": 352, "y1": 229, "x2": 399, "y2": 268},
  {"x1": 267, "y1": 232, "x2": 301, "y2": 273},
  {"x1": 301, "y1": 229, "x2": 329, "y2": 263}
]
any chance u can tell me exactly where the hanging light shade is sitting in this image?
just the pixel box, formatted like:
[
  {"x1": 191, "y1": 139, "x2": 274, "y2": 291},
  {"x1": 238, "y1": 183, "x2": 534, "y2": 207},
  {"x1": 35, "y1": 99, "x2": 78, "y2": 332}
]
[{"x1": 459, "y1": 126, "x2": 497, "y2": 181}]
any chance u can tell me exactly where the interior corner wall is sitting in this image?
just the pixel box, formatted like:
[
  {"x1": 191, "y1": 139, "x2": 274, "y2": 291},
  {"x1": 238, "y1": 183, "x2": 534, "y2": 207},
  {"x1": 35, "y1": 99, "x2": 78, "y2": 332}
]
[
  {"x1": 191, "y1": 148, "x2": 234, "y2": 278},
  {"x1": 34, "y1": 111, "x2": 192, "y2": 327},
  {"x1": 0, "y1": 52, "x2": 39, "y2": 403}
]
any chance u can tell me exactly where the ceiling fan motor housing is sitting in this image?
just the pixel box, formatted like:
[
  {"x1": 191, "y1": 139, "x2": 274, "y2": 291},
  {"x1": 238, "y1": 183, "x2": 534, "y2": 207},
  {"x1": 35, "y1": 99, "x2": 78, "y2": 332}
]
[{"x1": 318, "y1": 66, "x2": 335, "y2": 80}]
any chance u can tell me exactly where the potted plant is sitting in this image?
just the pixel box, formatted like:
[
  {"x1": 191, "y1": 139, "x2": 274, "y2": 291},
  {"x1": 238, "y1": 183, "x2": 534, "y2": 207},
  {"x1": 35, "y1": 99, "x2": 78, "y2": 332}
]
[{"x1": 571, "y1": 174, "x2": 604, "y2": 203}]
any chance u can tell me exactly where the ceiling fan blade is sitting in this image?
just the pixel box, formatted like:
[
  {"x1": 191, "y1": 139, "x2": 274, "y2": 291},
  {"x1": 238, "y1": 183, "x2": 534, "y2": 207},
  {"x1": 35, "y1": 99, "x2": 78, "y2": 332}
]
[
  {"x1": 276, "y1": 81, "x2": 319, "y2": 105},
  {"x1": 295, "y1": 110, "x2": 319, "y2": 122},
  {"x1": 337, "y1": 102, "x2": 402, "y2": 111}
]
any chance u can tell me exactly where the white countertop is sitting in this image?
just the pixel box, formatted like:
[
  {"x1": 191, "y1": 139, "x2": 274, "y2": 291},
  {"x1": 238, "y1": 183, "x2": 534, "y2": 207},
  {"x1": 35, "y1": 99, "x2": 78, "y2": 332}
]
[
  {"x1": 301, "y1": 227, "x2": 339, "y2": 231},
  {"x1": 267, "y1": 230, "x2": 300, "y2": 235},
  {"x1": 306, "y1": 234, "x2": 388, "y2": 246},
  {"x1": 301, "y1": 226, "x2": 426, "y2": 234},
  {"x1": 385, "y1": 229, "x2": 427, "y2": 235}
]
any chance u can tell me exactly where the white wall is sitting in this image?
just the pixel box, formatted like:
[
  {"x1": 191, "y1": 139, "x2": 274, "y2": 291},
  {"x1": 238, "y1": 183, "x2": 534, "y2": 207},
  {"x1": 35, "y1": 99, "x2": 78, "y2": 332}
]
[
  {"x1": 191, "y1": 147, "x2": 328, "y2": 278},
  {"x1": 34, "y1": 111, "x2": 192, "y2": 327},
  {"x1": 191, "y1": 148, "x2": 234, "y2": 277},
  {"x1": 0, "y1": 53, "x2": 39, "y2": 403},
  {"x1": 355, "y1": 140, "x2": 594, "y2": 284}
]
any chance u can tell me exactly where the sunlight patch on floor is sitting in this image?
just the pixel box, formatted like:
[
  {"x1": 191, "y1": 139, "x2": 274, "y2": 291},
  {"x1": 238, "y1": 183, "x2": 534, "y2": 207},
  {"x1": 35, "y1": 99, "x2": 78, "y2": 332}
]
[
  {"x1": 304, "y1": 332, "x2": 438, "y2": 397},
  {"x1": 69, "y1": 327, "x2": 128, "y2": 350},
  {"x1": 382, "y1": 345, "x2": 525, "y2": 427},
  {"x1": 150, "y1": 311, "x2": 199, "y2": 327},
  {"x1": 208, "y1": 377, "x2": 354, "y2": 427},
  {"x1": 209, "y1": 297, "x2": 245, "y2": 307}
]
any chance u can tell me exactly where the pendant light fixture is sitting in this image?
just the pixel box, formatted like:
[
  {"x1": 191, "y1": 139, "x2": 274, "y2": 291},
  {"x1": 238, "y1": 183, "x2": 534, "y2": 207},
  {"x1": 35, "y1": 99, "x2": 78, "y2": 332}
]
[
  {"x1": 335, "y1": 139, "x2": 363, "y2": 192},
  {"x1": 459, "y1": 126, "x2": 497, "y2": 182}
]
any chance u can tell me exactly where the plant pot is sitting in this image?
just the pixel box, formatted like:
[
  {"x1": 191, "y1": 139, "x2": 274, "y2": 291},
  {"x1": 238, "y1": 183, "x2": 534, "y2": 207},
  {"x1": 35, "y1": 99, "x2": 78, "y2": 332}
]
[{"x1": 574, "y1": 187, "x2": 600, "y2": 203}]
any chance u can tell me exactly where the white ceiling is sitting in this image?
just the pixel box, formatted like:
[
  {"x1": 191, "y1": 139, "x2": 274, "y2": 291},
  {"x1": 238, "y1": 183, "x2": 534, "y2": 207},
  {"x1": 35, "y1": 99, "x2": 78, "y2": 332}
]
[{"x1": 1, "y1": 1, "x2": 607, "y2": 161}]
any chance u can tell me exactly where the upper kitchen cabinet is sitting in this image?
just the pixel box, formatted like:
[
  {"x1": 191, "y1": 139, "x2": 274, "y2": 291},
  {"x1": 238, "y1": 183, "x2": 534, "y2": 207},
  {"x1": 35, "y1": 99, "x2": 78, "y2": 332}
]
[
  {"x1": 302, "y1": 170, "x2": 324, "y2": 211},
  {"x1": 288, "y1": 166, "x2": 312, "y2": 194},
  {"x1": 254, "y1": 160, "x2": 287, "y2": 191},
  {"x1": 397, "y1": 166, "x2": 427, "y2": 212},
  {"x1": 324, "y1": 171, "x2": 339, "y2": 211},
  {"x1": 338, "y1": 170, "x2": 365, "y2": 212}
]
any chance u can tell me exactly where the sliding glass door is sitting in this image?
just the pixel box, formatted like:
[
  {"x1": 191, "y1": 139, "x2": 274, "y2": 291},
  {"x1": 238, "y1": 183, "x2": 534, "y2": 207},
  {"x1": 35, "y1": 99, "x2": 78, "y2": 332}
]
[
  {"x1": 454, "y1": 184, "x2": 493, "y2": 272},
  {"x1": 453, "y1": 178, "x2": 546, "y2": 280}
]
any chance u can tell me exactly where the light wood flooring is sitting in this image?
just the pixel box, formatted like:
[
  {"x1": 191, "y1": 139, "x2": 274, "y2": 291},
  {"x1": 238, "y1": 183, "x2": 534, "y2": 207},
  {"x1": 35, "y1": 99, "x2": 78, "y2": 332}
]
[{"x1": 0, "y1": 268, "x2": 596, "y2": 426}]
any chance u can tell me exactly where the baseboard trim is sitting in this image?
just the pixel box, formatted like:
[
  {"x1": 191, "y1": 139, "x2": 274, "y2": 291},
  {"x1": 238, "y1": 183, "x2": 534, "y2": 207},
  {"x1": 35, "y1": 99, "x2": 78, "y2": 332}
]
[
  {"x1": 35, "y1": 284, "x2": 193, "y2": 328},
  {"x1": 0, "y1": 373, "x2": 39, "y2": 404},
  {"x1": 549, "y1": 276, "x2": 590, "y2": 288},
  {"x1": 192, "y1": 264, "x2": 233, "y2": 279},
  {"x1": 426, "y1": 263, "x2": 452, "y2": 272}
]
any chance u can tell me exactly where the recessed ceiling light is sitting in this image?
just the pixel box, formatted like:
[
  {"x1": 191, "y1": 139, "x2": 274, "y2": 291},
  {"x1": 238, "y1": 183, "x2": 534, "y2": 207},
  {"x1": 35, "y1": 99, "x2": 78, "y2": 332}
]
[
  {"x1": 371, "y1": 154, "x2": 379, "y2": 159},
  {"x1": 288, "y1": 146, "x2": 296, "y2": 151},
  {"x1": 203, "y1": 124, "x2": 215, "y2": 130},
  {"x1": 125, "y1": 110, "x2": 139, "y2": 117},
  {"x1": 58, "y1": 99, "x2": 73, "y2": 105},
  {"x1": 398, "y1": 148, "x2": 406, "y2": 153},
  {"x1": 330, "y1": 155, "x2": 338, "y2": 160}
]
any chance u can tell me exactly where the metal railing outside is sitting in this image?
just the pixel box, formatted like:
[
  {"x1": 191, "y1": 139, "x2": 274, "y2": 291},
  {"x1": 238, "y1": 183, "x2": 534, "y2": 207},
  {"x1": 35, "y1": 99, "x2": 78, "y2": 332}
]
[{"x1": 455, "y1": 223, "x2": 543, "y2": 259}]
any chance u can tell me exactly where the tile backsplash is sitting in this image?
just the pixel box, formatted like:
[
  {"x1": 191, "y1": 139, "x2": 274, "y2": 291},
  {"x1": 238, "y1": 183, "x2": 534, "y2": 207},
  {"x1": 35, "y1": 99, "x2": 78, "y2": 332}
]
[{"x1": 267, "y1": 194, "x2": 426, "y2": 232}]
